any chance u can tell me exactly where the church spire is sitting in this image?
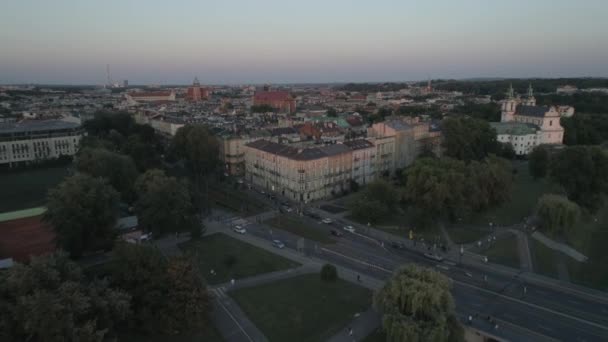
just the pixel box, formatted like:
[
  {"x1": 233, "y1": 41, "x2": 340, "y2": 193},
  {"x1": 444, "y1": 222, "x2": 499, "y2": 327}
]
[
  {"x1": 527, "y1": 83, "x2": 534, "y2": 98},
  {"x1": 507, "y1": 83, "x2": 514, "y2": 99},
  {"x1": 193, "y1": 77, "x2": 200, "y2": 86}
]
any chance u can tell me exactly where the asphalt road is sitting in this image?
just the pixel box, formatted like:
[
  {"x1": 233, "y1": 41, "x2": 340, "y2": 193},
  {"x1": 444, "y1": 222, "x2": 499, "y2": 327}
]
[{"x1": 231, "y1": 207, "x2": 608, "y2": 342}]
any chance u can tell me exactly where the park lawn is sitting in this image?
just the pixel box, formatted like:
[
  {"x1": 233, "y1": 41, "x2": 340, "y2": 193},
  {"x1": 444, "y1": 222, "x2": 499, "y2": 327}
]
[
  {"x1": 471, "y1": 162, "x2": 558, "y2": 226},
  {"x1": 0, "y1": 166, "x2": 69, "y2": 213},
  {"x1": 362, "y1": 328, "x2": 387, "y2": 342},
  {"x1": 120, "y1": 325, "x2": 224, "y2": 342},
  {"x1": 230, "y1": 274, "x2": 372, "y2": 342},
  {"x1": 447, "y1": 225, "x2": 491, "y2": 245},
  {"x1": 483, "y1": 233, "x2": 520, "y2": 269},
  {"x1": 530, "y1": 237, "x2": 560, "y2": 279},
  {"x1": 265, "y1": 214, "x2": 335, "y2": 244},
  {"x1": 179, "y1": 234, "x2": 300, "y2": 285}
]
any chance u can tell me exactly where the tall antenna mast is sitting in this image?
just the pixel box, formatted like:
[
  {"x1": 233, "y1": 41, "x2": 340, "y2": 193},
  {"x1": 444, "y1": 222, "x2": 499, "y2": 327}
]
[{"x1": 106, "y1": 64, "x2": 112, "y2": 87}]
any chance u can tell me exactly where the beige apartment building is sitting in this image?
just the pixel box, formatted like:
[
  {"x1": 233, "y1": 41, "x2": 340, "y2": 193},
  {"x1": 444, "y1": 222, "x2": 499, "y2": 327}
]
[
  {"x1": 244, "y1": 140, "x2": 354, "y2": 202},
  {"x1": 368, "y1": 117, "x2": 441, "y2": 174}
]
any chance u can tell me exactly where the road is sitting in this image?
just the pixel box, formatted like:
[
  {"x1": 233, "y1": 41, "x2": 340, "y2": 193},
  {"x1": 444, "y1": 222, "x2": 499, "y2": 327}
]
[{"x1": 224, "y1": 192, "x2": 608, "y2": 342}]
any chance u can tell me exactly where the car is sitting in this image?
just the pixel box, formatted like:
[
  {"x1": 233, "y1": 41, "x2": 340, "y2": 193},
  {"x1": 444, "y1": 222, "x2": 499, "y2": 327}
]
[
  {"x1": 322, "y1": 218, "x2": 333, "y2": 224},
  {"x1": 391, "y1": 241, "x2": 405, "y2": 249},
  {"x1": 423, "y1": 252, "x2": 444, "y2": 261},
  {"x1": 272, "y1": 240, "x2": 285, "y2": 249},
  {"x1": 237, "y1": 179, "x2": 244, "y2": 184},
  {"x1": 281, "y1": 205, "x2": 293, "y2": 213},
  {"x1": 233, "y1": 225, "x2": 246, "y2": 234},
  {"x1": 330, "y1": 229, "x2": 343, "y2": 237},
  {"x1": 342, "y1": 225, "x2": 356, "y2": 233}
]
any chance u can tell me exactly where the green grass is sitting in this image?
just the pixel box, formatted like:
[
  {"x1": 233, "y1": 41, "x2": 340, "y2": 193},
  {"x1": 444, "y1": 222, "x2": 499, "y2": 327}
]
[
  {"x1": 230, "y1": 274, "x2": 372, "y2": 342},
  {"x1": 0, "y1": 166, "x2": 69, "y2": 213},
  {"x1": 483, "y1": 233, "x2": 520, "y2": 269},
  {"x1": 471, "y1": 161, "x2": 559, "y2": 226},
  {"x1": 447, "y1": 226, "x2": 491, "y2": 245},
  {"x1": 179, "y1": 234, "x2": 300, "y2": 285},
  {"x1": 362, "y1": 329, "x2": 387, "y2": 342},
  {"x1": 265, "y1": 215, "x2": 335, "y2": 244},
  {"x1": 119, "y1": 325, "x2": 224, "y2": 342}
]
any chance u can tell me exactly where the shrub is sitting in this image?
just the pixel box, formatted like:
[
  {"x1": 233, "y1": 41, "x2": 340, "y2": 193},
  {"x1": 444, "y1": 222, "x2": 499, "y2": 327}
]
[{"x1": 320, "y1": 263, "x2": 338, "y2": 282}]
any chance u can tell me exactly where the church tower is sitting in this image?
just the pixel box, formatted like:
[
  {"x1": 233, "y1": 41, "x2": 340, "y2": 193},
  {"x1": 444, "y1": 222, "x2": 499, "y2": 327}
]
[
  {"x1": 501, "y1": 84, "x2": 517, "y2": 122},
  {"x1": 524, "y1": 83, "x2": 536, "y2": 106}
]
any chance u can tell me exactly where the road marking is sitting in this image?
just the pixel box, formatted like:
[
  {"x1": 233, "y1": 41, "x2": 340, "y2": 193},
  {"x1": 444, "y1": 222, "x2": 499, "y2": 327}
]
[
  {"x1": 215, "y1": 296, "x2": 255, "y2": 342},
  {"x1": 436, "y1": 264, "x2": 450, "y2": 271}
]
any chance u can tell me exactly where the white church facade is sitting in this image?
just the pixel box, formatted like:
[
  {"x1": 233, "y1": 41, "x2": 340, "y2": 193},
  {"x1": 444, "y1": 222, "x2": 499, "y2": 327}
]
[{"x1": 492, "y1": 84, "x2": 573, "y2": 155}]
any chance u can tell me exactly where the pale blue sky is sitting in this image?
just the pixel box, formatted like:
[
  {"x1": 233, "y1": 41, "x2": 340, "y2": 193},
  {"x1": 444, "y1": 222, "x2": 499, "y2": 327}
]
[{"x1": 1, "y1": 0, "x2": 607, "y2": 84}]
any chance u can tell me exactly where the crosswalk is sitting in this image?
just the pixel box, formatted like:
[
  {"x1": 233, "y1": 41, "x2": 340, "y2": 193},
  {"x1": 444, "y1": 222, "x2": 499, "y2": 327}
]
[{"x1": 212, "y1": 286, "x2": 228, "y2": 298}]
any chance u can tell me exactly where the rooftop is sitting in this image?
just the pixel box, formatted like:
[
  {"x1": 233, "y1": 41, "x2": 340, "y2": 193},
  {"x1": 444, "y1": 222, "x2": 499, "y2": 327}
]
[
  {"x1": 516, "y1": 105, "x2": 550, "y2": 118},
  {"x1": 491, "y1": 122, "x2": 538, "y2": 136},
  {"x1": 0, "y1": 120, "x2": 80, "y2": 135},
  {"x1": 246, "y1": 139, "x2": 353, "y2": 161},
  {"x1": 342, "y1": 139, "x2": 374, "y2": 150}
]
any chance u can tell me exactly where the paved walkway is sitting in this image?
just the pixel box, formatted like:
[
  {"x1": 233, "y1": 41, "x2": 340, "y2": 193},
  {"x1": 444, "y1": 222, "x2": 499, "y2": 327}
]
[{"x1": 511, "y1": 229, "x2": 533, "y2": 272}]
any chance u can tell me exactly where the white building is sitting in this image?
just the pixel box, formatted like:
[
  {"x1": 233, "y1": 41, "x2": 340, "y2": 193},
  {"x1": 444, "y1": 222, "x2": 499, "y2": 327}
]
[
  {"x1": 0, "y1": 120, "x2": 83, "y2": 167},
  {"x1": 491, "y1": 122, "x2": 540, "y2": 155}
]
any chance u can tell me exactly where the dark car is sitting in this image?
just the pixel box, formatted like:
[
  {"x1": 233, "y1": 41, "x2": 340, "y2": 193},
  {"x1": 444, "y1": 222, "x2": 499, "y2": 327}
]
[
  {"x1": 391, "y1": 241, "x2": 405, "y2": 249},
  {"x1": 330, "y1": 229, "x2": 344, "y2": 237}
]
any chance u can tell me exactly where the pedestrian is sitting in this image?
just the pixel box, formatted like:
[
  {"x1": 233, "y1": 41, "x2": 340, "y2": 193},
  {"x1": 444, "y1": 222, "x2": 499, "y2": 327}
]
[
  {"x1": 348, "y1": 327, "x2": 353, "y2": 336},
  {"x1": 231, "y1": 279, "x2": 235, "y2": 286},
  {"x1": 357, "y1": 274, "x2": 361, "y2": 282},
  {"x1": 468, "y1": 315, "x2": 473, "y2": 325},
  {"x1": 523, "y1": 286, "x2": 527, "y2": 296}
]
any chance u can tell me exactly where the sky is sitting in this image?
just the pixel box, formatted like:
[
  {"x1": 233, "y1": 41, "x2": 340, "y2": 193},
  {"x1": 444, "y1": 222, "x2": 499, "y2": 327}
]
[{"x1": 1, "y1": 0, "x2": 607, "y2": 84}]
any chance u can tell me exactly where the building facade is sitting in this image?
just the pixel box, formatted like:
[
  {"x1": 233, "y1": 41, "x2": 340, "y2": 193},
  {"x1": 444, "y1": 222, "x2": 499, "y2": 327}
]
[
  {"x1": 253, "y1": 91, "x2": 296, "y2": 113},
  {"x1": 186, "y1": 77, "x2": 210, "y2": 102},
  {"x1": 0, "y1": 120, "x2": 83, "y2": 167}
]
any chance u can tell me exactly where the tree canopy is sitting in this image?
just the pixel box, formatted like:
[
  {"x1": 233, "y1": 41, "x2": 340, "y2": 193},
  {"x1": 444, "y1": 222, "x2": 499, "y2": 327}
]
[
  {"x1": 348, "y1": 179, "x2": 399, "y2": 224},
  {"x1": 374, "y1": 264, "x2": 463, "y2": 342},
  {"x1": 536, "y1": 194, "x2": 580, "y2": 237},
  {"x1": 75, "y1": 147, "x2": 139, "y2": 202},
  {"x1": 549, "y1": 146, "x2": 608, "y2": 211},
  {"x1": 250, "y1": 104, "x2": 275, "y2": 113},
  {"x1": 0, "y1": 252, "x2": 130, "y2": 342},
  {"x1": 441, "y1": 116, "x2": 499, "y2": 161},
  {"x1": 45, "y1": 174, "x2": 119, "y2": 257},
  {"x1": 171, "y1": 125, "x2": 219, "y2": 179},
  {"x1": 108, "y1": 243, "x2": 210, "y2": 334},
  {"x1": 528, "y1": 146, "x2": 550, "y2": 179},
  {"x1": 134, "y1": 169, "x2": 201, "y2": 237}
]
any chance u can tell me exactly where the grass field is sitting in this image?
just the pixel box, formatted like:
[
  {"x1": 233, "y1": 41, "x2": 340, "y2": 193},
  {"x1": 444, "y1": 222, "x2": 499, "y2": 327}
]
[
  {"x1": 447, "y1": 225, "x2": 491, "y2": 245},
  {"x1": 0, "y1": 166, "x2": 69, "y2": 213},
  {"x1": 230, "y1": 274, "x2": 371, "y2": 342},
  {"x1": 265, "y1": 215, "x2": 335, "y2": 244},
  {"x1": 179, "y1": 234, "x2": 300, "y2": 285},
  {"x1": 120, "y1": 326, "x2": 224, "y2": 342},
  {"x1": 471, "y1": 162, "x2": 558, "y2": 226},
  {"x1": 482, "y1": 233, "x2": 520, "y2": 269}
]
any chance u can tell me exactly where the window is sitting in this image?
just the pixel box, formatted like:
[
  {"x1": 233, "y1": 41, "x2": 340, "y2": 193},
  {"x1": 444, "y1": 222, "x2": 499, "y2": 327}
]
[{"x1": 549, "y1": 120, "x2": 553, "y2": 126}]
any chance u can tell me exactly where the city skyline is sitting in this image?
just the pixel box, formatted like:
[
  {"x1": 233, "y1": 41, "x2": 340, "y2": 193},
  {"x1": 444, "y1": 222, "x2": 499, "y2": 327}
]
[{"x1": 2, "y1": 0, "x2": 608, "y2": 84}]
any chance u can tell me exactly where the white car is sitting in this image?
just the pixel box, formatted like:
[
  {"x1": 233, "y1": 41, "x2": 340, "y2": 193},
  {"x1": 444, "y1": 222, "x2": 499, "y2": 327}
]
[
  {"x1": 322, "y1": 218, "x2": 333, "y2": 224},
  {"x1": 424, "y1": 252, "x2": 444, "y2": 262},
  {"x1": 233, "y1": 225, "x2": 246, "y2": 234},
  {"x1": 342, "y1": 225, "x2": 356, "y2": 233}
]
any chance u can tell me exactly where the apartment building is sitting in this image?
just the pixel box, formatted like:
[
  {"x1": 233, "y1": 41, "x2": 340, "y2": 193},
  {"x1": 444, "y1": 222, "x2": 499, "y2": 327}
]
[
  {"x1": 0, "y1": 120, "x2": 83, "y2": 167},
  {"x1": 343, "y1": 139, "x2": 376, "y2": 186}
]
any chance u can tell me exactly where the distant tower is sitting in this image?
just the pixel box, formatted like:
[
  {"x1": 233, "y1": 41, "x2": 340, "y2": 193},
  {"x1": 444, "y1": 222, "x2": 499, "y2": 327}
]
[
  {"x1": 193, "y1": 77, "x2": 200, "y2": 86},
  {"x1": 501, "y1": 84, "x2": 518, "y2": 122},
  {"x1": 106, "y1": 64, "x2": 113, "y2": 88},
  {"x1": 186, "y1": 77, "x2": 208, "y2": 102},
  {"x1": 524, "y1": 83, "x2": 536, "y2": 106},
  {"x1": 426, "y1": 77, "x2": 432, "y2": 93}
]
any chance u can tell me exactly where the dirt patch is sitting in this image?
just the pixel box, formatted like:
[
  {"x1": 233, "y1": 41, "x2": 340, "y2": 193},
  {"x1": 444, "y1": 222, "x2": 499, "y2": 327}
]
[{"x1": 0, "y1": 215, "x2": 56, "y2": 261}]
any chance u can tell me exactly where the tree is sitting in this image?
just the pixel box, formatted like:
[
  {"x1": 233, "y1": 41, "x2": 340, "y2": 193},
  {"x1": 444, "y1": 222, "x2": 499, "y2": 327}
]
[
  {"x1": 171, "y1": 125, "x2": 220, "y2": 211},
  {"x1": 536, "y1": 194, "x2": 580, "y2": 236},
  {"x1": 320, "y1": 264, "x2": 338, "y2": 282},
  {"x1": 124, "y1": 134, "x2": 162, "y2": 172},
  {"x1": 0, "y1": 252, "x2": 130, "y2": 342},
  {"x1": 550, "y1": 146, "x2": 608, "y2": 210},
  {"x1": 374, "y1": 265, "x2": 463, "y2": 342},
  {"x1": 250, "y1": 104, "x2": 275, "y2": 113},
  {"x1": 441, "y1": 117, "x2": 499, "y2": 161},
  {"x1": 45, "y1": 174, "x2": 119, "y2": 257},
  {"x1": 529, "y1": 145, "x2": 550, "y2": 179},
  {"x1": 326, "y1": 107, "x2": 338, "y2": 117},
  {"x1": 75, "y1": 147, "x2": 138, "y2": 202},
  {"x1": 348, "y1": 179, "x2": 398, "y2": 224},
  {"x1": 109, "y1": 243, "x2": 210, "y2": 334},
  {"x1": 134, "y1": 169, "x2": 201, "y2": 237}
]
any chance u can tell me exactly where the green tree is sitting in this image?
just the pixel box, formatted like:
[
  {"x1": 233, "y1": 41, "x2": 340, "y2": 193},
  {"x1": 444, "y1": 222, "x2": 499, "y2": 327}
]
[
  {"x1": 134, "y1": 169, "x2": 201, "y2": 237},
  {"x1": 441, "y1": 116, "x2": 499, "y2": 161},
  {"x1": 45, "y1": 174, "x2": 119, "y2": 257},
  {"x1": 374, "y1": 265, "x2": 464, "y2": 342},
  {"x1": 250, "y1": 104, "x2": 275, "y2": 113},
  {"x1": 326, "y1": 107, "x2": 338, "y2": 117},
  {"x1": 0, "y1": 252, "x2": 130, "y2": 342},
  {"x1": 124, "y1": 134, "x2": 162, "y2": 172},
  {"x1": 171, "y1": 125, "x2": 220, "y2": 211},
  {"x1": 320, "y1": 264, "x2": 338, "y2": 282},
  {"x1": 348, "y1": 179, "x2": 398, "y2": 223},
  {"x1": 109, "y1": 243, "x2": 210, "y2": 334},
  {"x1": 536, "y1": 194, "x2": 580, "y2": 236},
  {"x1": 550, "y1": 146, "x2": 608, "y2": 210},
  {"x1": 75, "y1": 147, "x2": 138, "y2": 201},
  {"x1": 529, "y1": 145, "x2": 550, "y2": 179}
]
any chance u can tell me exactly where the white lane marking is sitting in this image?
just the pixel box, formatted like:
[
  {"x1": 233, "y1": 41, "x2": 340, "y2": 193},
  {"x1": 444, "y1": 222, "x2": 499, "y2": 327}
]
[{"x1": 215, "y1": 297, "x2": 255, "y2": 342}]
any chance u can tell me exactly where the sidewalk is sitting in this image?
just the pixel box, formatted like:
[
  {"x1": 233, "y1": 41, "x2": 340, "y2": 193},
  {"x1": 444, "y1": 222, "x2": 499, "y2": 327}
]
[{"x1": 328, "y1": 308, "x2": 381, "y2": 342}]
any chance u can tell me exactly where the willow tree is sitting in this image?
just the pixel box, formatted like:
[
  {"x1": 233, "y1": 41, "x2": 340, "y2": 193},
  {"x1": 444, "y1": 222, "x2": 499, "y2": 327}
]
[{"x1": 374, "y1": 265, "x2": 464, "y2": 342}]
